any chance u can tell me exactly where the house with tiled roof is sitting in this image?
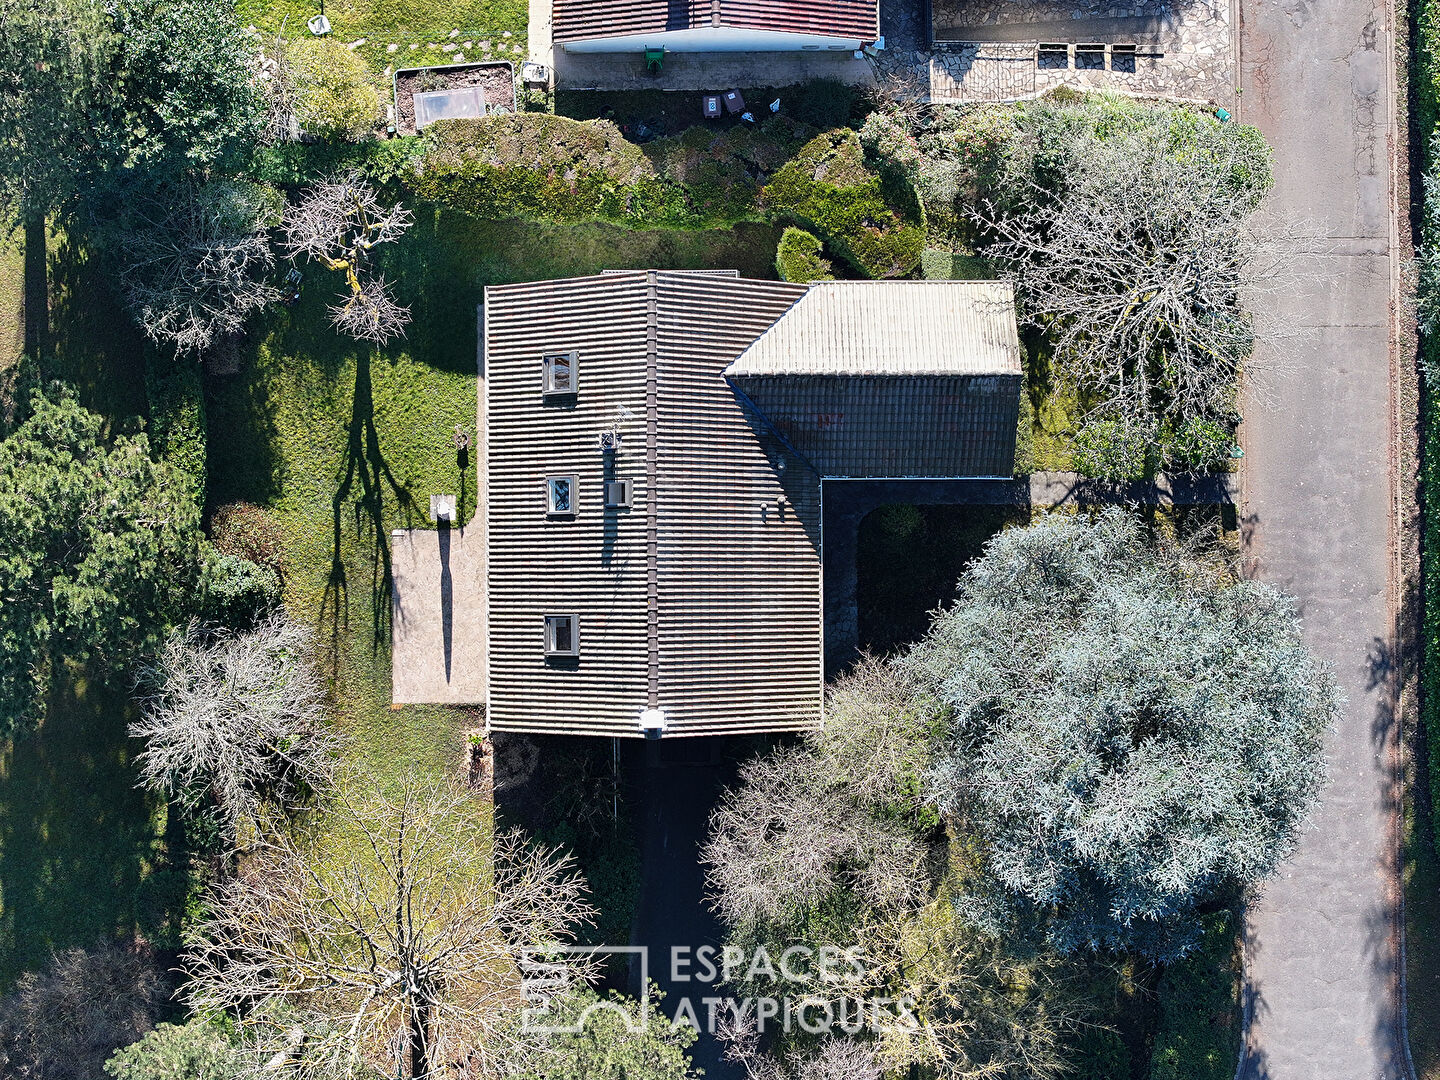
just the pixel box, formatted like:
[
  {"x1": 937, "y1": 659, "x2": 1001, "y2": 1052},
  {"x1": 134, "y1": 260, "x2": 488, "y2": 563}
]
[
  {"x1": 551, "y1": 0, "x2": 879, "y2": 53},
  {"x1": 477, "y1": 271, "x2": 1021, "y2": 739}
]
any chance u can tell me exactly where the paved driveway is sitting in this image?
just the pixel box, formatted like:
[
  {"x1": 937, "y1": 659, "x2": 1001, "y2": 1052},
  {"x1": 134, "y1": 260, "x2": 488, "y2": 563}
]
[{"x1": 1235, "y1": 0, "x2": 1403, "y2": 1076}]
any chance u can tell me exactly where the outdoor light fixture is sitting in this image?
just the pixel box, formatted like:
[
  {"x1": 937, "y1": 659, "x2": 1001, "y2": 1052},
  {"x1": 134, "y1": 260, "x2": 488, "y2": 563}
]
[{"x1": 639, "y1": 707, "x2": 668, "y2": 738}]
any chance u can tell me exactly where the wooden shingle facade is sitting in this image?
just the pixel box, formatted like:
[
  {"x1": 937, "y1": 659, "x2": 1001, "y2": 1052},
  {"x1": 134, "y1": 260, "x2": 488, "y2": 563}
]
[{"x1": 482, "y1": 272, "x2": 1022, "y2": 738}]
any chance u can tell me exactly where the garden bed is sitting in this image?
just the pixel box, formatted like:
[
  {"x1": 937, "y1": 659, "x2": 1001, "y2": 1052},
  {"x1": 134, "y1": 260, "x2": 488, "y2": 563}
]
[{"x1": 394, "y1": 61, "x2": 515, "y2": 136}]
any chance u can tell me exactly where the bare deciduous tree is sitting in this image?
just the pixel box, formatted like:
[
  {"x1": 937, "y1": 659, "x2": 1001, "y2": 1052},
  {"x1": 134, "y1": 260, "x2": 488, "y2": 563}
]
[
  {"x1": 282, "y1": 170, "x2": 413, "y2": 345},
  {"x1": 328, "y1": 273, "x2": 411, "y2": 346},
  {"x1": 131, "y1": 611, "x2": 338, "y2": 838},
  {"x1": 974, "y1": 129, "x2": 1299, "y2": 425},
  {"x1": 254, "y1": 45, "x2": 299, "y2": 146},
  {"x1": 183, "y1": 774, "x2": 595, "y2": 1080},
  {"x1": 721, "y1": 1021, "x2": 884, "y2": 1080},
  {"x1": 119, "y1": 180, "x2": 281, "y2": 355},
  {"x1": 701, "y1": 743, "x2": 926, "y2": 930}
]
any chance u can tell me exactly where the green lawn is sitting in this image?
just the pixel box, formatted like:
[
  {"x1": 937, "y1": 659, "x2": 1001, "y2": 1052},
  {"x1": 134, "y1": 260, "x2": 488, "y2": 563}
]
[
  {"x1": 0, "y1": 226, "x2": 22, "y2": 404},
  {"x1": 237, "y1": 0, "x2": 528, "y2": 76}
]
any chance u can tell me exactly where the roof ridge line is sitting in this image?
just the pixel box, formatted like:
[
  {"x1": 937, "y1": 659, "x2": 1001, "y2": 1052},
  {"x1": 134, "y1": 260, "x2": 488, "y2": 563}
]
[{"x1": 644, "y1": 270, "x2": 659, "y2": 711}]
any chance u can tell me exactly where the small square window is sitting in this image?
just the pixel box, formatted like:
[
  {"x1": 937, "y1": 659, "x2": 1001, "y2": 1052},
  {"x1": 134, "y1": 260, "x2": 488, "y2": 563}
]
[
  {"x1": 545, "y1": 614, "x2": 579, "y2": 657},
  {"x1": 605, "y1": 478, "x2": 633, "y2": 509},
  {"x1": 546, "y1": 475, "x2": 578, "y2": 516},
  {"x1": 543, "y1": 351, "x2": 577, "y2": 397}
]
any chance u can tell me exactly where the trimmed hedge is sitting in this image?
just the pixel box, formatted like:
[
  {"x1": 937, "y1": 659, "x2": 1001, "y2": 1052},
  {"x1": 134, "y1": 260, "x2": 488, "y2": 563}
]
[
  {"x1": 415, "y1": 114, "x2": 923, "y2": 278},
  {"x1": 1419, "y1": 2, "x2": 1440, "y2": 847},
  {"x1": 774, "y1": 227, "x2": 832, "y2": 282}
]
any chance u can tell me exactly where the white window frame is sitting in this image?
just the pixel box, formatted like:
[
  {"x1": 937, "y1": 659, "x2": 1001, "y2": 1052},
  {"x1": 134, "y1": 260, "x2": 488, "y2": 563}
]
[
  {"x1": 546, "y1": 474, "x2": 579, "y2": 517},
  {"x1": 544, "y1": 614, "x2": 580, "y2": 658},
  {"x1": 605, "y1": 477, "x2": 633, "y2": 509},
  {"x1": 542, "y1": 351, "x2": 578, "y2": 397}
]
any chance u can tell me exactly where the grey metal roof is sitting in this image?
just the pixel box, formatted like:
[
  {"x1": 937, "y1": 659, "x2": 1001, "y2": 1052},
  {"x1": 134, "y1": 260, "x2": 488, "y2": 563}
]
[
  {"x1": 725, "y1": 281, "x2": 1023, "y2": 378},
  {"x1": 728, "y1": 373, "x2": 1022, "y2": 478}
]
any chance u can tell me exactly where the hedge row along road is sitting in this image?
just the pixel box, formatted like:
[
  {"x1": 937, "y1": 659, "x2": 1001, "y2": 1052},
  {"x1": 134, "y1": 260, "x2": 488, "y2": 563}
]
[{"x1": 1235, "y1": 0, "x2": 1406, "y2": 1076}]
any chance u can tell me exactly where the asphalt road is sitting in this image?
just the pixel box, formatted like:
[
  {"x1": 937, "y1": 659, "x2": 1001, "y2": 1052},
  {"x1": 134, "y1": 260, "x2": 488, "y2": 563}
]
[{"x1": 1236, "y1": 0, "x2": 1403, "y2": 1076}]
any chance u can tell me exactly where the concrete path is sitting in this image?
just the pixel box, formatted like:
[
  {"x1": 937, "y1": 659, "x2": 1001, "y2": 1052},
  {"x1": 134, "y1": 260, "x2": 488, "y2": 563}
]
[
  {"x1": 1235, "y1": 0, "x2": 1403, "y2": 1076},
  {"x1": 390, "y1": 523, "x2": 486, "y2": 704}
]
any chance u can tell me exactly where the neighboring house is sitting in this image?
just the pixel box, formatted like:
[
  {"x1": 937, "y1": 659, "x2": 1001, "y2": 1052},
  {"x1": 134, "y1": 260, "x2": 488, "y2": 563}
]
[
  {"x1": 481, "y1": 271, "x2": 1021, "y2": 739},
  {"x1": 551, "y1": 0, "x2": 879, "y2": 54}
]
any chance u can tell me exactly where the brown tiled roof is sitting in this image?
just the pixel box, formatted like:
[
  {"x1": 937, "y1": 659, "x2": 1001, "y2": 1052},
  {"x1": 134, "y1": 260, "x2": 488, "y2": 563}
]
[
  {"x1": 551, "y1": 0, "x2": 878, "y2": 43},
  {"x1": 484, "y1": 272, "x2": 820, "y2": 739},
  {"x1": 720, "y1": 0, "x2": 878, "y2": 39}
]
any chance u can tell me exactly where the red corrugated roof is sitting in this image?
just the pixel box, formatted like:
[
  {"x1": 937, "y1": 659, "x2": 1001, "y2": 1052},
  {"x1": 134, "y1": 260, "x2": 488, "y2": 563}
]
[
  {"x1": 720, "y1": 0, "x2": 877, "y2": 40},
  {"x1": 551, "y1": 0, "x2": 877, "y2": 43}
]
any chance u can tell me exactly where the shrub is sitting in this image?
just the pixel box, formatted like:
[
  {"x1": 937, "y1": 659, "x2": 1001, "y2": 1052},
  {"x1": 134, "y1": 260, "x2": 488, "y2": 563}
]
[
  {"x1": 104, "y1": 1019, "x2": 239, "y2": 1080},
  {"x1": 860, "y1": 110, "x2": 922, "y2": 180},
  {"x1": 1149, "y1": 911, "x2": 1241, "y2": 1080},
  {"x1": 764, "y1": 130, "x2": 924, "y2": 278},
  {"x1": 254, "y1": 137, "x2": 425, "y2": 186},
  {"x1": 198, "y1": 548, "x2": 282, "y2": 628},
  {"x1": 519, "y1": 986, "x2": 695, "y2": 1080},
  {"x1": 1071, "y1": 418, "x2": 1152, "y2": 480},
  {"x1": 0, "y1": 943, "x2": 164, "y2": 1080},
  {"x1": 287, "y1": 39, "x2": 380, "y2": 141},
  {"x1": 1162, "y1": 416, "x2": 1235, "y2": 473},
  {"x1": 775, "y1": 227, "x2": 832, "y2": 282},
  {"x1": 144, "y1": 358, "x2": 206, "y2": 507},
  {"x1": 210, "y1": 502, "x2": 286, "y2": 574}
]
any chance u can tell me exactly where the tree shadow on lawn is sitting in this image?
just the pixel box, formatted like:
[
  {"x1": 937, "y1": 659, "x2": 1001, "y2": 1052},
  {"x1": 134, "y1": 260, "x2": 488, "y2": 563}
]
[
  {"x1": 319, "y1": 350, "x2": 425, "y2": 679},
  {"x1": 0, "y1": 665, "x2": 175, "y2": 991},
  {"x1": 25, "y1": 231, "x2": 149, "y2": 428}
]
